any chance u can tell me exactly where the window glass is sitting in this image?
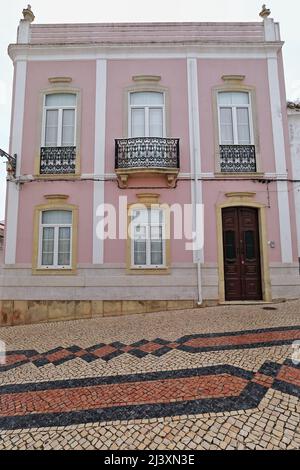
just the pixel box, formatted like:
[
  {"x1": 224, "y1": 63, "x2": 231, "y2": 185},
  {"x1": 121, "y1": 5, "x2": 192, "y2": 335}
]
[
  {"x1": 41, "y1": 227, "x2": 54, "y2": 266},
  {"x1": 58, "y1": 227, "x2": 71, "y2": 266},
  {"x1": 245, "y1": 230, "x2": 255, "y2": 260},
  {"x1": 236, "y1": 108, "x2": 251, "y2": 145},
  {"x1": 45, "y1": 110, "x2": 58, "y2": 147},
  {"x1": 149, "y1": 108, "x2": 163, "y2": 137},
  {"x1": 220, "y1": 108, "x2": 234, "y2": 145},
  {"x1": 224, "y1": 230, "x2": 236, "y2": 261},
  {"x1": 45, "y1": 93, "x2": 76, "y2": 107},
  {"x1": 132, "y1": 209, "x2": 164, "y2": 267},
  {"x1": 130, "y1": 92, "x2": 163, "y2": 106},
  {"x1": 218, "y1": 92, "x2": 249, "y2": 106},
  {"x1": 42, "y1": 210, "x2": 72, "y2": 225},
  {"x1": 62, "y1": 109, "x2": 75, "y2": 146},
  {"x1": 131, "y1": 108, "x2": 145, "y2": 137}
]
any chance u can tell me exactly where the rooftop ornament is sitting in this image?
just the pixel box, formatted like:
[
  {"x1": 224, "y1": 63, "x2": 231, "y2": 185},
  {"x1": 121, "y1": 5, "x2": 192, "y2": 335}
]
[
  {"x1": 22, "y1": 4, "x2": 35, "y2": 22},
  {"x1": 259, "y1": 4, "x2": 271, "y2": 19},
  {"x1": 0, "y1": 149, "x2": 17, "y2": 178}
]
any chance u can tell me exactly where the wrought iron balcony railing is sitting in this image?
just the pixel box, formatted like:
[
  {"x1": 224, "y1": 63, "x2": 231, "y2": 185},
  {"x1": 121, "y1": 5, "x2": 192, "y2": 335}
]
[
  {"x1": 115, "y1": 137, "x2": 180, "y2": 171},
  {"x1": 220, "y1": 145, "x2": 256, "y2": 173},
  {"x1": 40, "y1": 146, "x2": 76, "y2": 175}
]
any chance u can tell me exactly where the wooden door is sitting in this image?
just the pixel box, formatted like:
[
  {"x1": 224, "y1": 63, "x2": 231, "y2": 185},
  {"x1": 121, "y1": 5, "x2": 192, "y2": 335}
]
[{"x1": 222, "y1": 207, "x2": 262, "y2": 301}]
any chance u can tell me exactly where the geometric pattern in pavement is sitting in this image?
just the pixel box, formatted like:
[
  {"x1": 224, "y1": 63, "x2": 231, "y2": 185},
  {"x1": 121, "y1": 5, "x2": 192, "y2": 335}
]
[
  {"x1": 2, "y1": 325, "x2": 300, "y2": 371},
  {"x1": 0, "y1": 358, "x2": 299, "y2": 430}
]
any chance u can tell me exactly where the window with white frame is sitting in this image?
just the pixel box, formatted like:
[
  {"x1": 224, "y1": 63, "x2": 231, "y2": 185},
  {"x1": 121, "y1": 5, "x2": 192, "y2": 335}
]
[
  {"x1": 43, "y1": 93, "x2": 76, "y2": 147},
  {"x1": 39, "y1": 210, "x2": 72, "y2": 268},
  {"x1": 131, "y1": 208, "x2": 165, "y2": 268},
  {"x1": 129, "y1": 92, "x2": 165, "y2": 138},
  {"x1": 218, "y1": 92, "x2": 253, "y2": 145}
]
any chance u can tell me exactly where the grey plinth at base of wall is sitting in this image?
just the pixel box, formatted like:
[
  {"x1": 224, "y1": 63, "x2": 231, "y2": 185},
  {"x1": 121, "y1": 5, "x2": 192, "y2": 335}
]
[{"x1": 0, "y1": 299, "x2": 211, "y2": 326}]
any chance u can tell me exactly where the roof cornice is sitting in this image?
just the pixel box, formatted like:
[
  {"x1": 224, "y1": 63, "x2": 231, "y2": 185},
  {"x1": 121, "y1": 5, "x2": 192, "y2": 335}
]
[{"x1": 8, "y1": 41, "x2": 284, "y2": 62}]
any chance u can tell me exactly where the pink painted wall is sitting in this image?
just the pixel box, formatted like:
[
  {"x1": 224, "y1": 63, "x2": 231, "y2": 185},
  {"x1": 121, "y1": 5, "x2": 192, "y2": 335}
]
[
  {"x1": 202, "y1": 180, "x2": 282, "y2": 263},
  {"x1": 21, "y1": 61, "x2": 96, "y2": 175},
  {"x1": 197, "y1": 59, "x2": 276, "y2": 174},
  {"x1": 105, "y1": 59, "x2": 190, "y2": 174},
  {"x1": 16, "y1": 182, "x2": 93, "y2": 264},
  {"x1": 13, "y1": 55, "x2": 295, "y2": 266},
  {"x1": 104, "y1": 177, "x2": 193, "y2": 264}
]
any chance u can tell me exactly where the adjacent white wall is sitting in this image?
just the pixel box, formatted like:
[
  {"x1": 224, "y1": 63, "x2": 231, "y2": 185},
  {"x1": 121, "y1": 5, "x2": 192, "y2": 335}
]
[
  {"x1": 267, "y1": 54, "x2": 293, "y2": 264},
  {"x1": 288, "y1": 109, "x2": 300, "y2": 258}
]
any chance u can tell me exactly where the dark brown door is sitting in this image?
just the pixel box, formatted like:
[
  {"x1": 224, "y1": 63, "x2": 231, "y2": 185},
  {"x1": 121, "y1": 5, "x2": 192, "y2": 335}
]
[{"x1": 222, "y1": 207, "x2": 262, "y2": 301}]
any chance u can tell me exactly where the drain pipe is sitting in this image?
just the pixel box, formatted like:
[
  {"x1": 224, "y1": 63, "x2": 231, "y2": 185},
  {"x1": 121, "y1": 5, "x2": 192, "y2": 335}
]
[
  {"x1": 194, "y1": 161, "x2": 203, "y2": 306},
  {"x1": 188, "y1": 58, "x2": 203, "y2": 306}
]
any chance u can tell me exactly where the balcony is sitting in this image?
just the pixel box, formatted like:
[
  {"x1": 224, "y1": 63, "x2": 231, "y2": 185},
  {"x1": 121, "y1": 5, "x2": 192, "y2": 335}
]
[
  {"x1": 40, "y1": 146, "x2": 76, "y2": 175},
  {"x1": 220, "y1": 145, "x2": 256, "y2": 173},
  {"x1": 115, "y1": 137, "x2": 180, "y2": 187}
]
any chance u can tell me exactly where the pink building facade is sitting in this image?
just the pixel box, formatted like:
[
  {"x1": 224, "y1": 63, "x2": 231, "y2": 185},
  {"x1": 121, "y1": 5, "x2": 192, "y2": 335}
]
[{"x1": 0, "y1": 6, "x2": 299, "y2": 325}]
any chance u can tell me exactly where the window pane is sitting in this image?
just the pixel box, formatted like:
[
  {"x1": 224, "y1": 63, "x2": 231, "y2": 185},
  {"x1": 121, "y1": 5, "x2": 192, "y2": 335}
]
[
  {"x1": 150, "y1": 226, "x2": 163, "y2": 265},
  {"x1": 58, "y1": 227, "x2": 71, "y2": 266},
  {"x1": 42, "y1": 210, "x2": 72, "y2": 225},
  {"x1": 245, "y1": 230, "x2": 255, "y2": 260},
  {"x1": 41, "y1": 227, "x2": 54, "y2": 265},
  {"x1": 133, "y1": 224, "x2": 147, "y2": 265},
  {"x1": 149, "y1": 209, "x2": 163, "y2": 225},
  {"x1": 62, "y1": 109, "x2": 75, "y2": 146},
  {"x1": 220, "y1": 108, "x2": 234, "y2": 144},
  {"x1": 224, "y1": 230, "x2": 236, "y2": 261},
  {"x1": 132, "y1": 210, "x2": 148, "y2": 224},
  {"x1": 131, "y1": 108, "x2": 145, "y2": 137},
  {"x1": 149, "y1": 108, "x2": 163, "y2": 137},
  {"x1": 45, "y1": 110, "x2": 58, "y2": 147},
  {"x1": 236, "y1": 107, "x2": 251, "y2": 144},
  {"x1": 45, "y1": 93, "x2": 76, "y2": 107},
  {"x1": 130, "y1": 92, "x2": 163, "y2": 106},
  {"x1": 218, "y1": 92, "x2": 249, "y2": 105}
]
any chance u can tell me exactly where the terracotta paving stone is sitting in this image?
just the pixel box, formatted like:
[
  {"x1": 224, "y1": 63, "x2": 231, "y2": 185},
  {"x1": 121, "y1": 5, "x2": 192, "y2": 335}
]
[
  {"x1": 0, "y1": 299, "x2": 299, "y2": 450},
  {"x1": 277, "y1": 366, "x2": 300, "y2": 387},
  {"x1": 92, "y1": 346, "x2": 116, "y2": 357}
]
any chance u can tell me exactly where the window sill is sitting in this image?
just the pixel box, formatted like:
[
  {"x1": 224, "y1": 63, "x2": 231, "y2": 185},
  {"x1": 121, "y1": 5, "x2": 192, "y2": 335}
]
[
  {"x1": 32, "y1": 268, "x2": 77, "y2": 276},
  {"x1": 214, "y1": 172, "x2": 264, "y2": 179},
  {"x1": 127, "y1": 267, "x2": 170, "y2": 275},
  {"x1": 34, "y1": 173, "x2": 81, "y2": 180}
]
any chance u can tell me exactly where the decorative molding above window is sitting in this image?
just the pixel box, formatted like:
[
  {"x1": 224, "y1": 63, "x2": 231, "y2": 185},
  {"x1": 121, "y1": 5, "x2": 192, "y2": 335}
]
[
  {"x1": 132, "y1": 75, "x2": 161, "y2": 83},
  {"x1": 136, "y1": 193, "x2": 160, "y2": 204},
  {"x1": 44, "y1": 194, "x2": 69, "y2": 201},
  {"x1": 222, "y1": 75, "x2": 245, "y2": 83},
  {"x1": 48, "y1": 77, "x2": 72, "y2": 84},
  {"x1": 225, "y1": 192, "x2": 256, "y2": 200}
]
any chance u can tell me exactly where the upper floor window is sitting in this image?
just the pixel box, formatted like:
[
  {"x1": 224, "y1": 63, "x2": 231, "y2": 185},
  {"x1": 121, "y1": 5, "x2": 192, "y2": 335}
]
[
  {"x1": 129, "y1": 92, "x2": 165, "y2": 138},
  {"x1": 43, "y1": 93, "x2": 76, "y2": 147},
  {"x1": 39, "y1": 210, "x2": 72, "y2": 269},
  {"x1": 131, "y1": 208, "x2": 165, "y2": 268},
  {"x1": 218, "y1": 92, "x2": 253, "y2": 146}
]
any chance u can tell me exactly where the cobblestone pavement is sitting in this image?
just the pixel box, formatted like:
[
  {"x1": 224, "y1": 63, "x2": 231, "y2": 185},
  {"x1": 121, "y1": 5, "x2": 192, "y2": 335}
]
[{"x1": 0, "y1": 300, "x2": 299, "y2": 450}]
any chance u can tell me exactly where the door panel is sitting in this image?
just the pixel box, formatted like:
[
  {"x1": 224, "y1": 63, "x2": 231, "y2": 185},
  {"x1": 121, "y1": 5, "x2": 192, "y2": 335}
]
[{"x1": 222, "y1": 207, "x2": 262, "y2": 301}]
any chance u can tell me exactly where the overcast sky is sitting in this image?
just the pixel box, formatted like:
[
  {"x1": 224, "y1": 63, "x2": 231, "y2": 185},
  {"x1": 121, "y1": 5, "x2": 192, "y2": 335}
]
[{"x1": 0, "y1": 0, "x2": 299, "y2": 220}]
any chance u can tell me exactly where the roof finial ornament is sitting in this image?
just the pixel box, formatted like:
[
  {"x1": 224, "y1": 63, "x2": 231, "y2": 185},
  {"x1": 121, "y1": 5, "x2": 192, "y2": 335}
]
[
  {"x1": 259, "y1": 4, "x2": 271, "y2": 19},
  {"x1": 22, "y1": 4, "x2": 35, "y2": 22}
]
